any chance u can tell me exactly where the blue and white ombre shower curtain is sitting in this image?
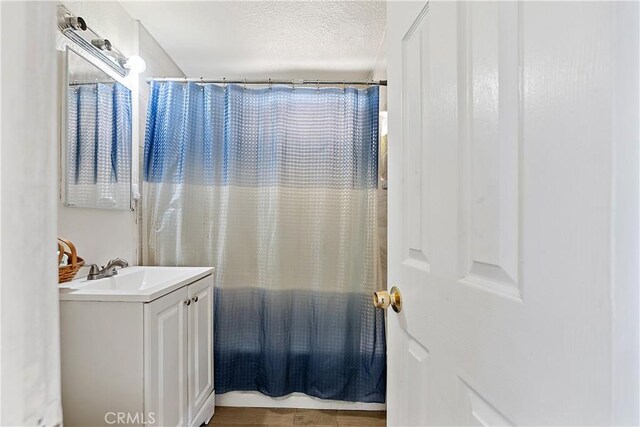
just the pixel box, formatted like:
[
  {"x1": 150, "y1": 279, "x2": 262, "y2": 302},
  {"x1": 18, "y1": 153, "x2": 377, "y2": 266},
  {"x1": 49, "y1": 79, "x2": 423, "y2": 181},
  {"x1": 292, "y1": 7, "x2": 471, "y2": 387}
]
[{"x1": 144, "y1": 81, "x2": 386, "y2": 403}]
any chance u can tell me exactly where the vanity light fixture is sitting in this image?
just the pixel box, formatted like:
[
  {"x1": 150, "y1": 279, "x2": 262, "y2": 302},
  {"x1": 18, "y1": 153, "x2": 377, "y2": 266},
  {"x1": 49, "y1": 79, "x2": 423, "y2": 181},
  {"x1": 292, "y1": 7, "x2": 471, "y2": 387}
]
[
  {"x1": 124, "y1": 55, "x2": 146, "y2": 74},
  {"x1": 57, "y1": 5, "x2": 129, "y2": 77},
  {"x1": 91, "y1": 38, "x2": 112, "y2": 51},
  {"x1": 58, "y1": 10, "x2": 86, "y2": 31}
]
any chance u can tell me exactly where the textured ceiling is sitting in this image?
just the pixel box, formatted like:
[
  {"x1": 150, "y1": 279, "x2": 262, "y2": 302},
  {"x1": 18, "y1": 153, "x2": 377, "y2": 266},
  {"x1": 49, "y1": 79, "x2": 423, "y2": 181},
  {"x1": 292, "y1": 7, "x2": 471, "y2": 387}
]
[{"x1": 120, "y1": 1, "x2": 386, "y2": 80}]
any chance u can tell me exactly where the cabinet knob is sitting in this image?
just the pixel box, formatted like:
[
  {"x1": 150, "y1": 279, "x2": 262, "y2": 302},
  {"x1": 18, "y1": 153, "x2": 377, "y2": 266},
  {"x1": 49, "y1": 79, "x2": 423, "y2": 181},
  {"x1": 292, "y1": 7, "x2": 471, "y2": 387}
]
[
  {"x1": 185, "y1": 299, "x2": 191, "y2": 306},
  {"x1": 192, "y1": 296, "x2": 199, "y2": 303}
]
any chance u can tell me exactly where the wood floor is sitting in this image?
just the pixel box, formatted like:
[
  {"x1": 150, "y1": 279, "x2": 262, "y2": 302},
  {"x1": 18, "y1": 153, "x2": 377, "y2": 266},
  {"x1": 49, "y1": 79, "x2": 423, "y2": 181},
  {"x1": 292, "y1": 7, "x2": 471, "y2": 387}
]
[{"x1": 208, "y1": 407, "x2": 387, "y2": 427}]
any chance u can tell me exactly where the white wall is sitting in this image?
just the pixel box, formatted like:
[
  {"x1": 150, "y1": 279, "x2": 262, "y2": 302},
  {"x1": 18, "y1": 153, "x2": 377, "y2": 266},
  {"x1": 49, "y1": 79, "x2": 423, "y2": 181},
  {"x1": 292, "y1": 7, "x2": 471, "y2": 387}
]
[
  {"x1": 370, "y1": 28, "x2": 387, "y2": 110},
  {"x1": 0, "y1": 2, "x2": 62, "y2": 425},
  {"x1": 56, "y1": 1, "x2": 183, "y2": 268}
]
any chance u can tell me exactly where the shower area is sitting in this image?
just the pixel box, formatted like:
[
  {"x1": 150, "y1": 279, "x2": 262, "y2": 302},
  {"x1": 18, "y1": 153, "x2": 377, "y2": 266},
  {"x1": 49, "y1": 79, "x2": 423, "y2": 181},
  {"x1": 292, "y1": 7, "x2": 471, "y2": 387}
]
[{"x1": 143, "y1": 79, "x2": 388, "y2": 406}]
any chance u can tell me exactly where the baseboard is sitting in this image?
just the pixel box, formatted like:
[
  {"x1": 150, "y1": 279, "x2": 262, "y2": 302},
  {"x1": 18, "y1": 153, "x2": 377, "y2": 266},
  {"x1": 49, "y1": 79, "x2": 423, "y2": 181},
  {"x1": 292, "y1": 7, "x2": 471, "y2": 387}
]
[{"x1": 216, "y1": 391, "x2": 386, "y2": 411}]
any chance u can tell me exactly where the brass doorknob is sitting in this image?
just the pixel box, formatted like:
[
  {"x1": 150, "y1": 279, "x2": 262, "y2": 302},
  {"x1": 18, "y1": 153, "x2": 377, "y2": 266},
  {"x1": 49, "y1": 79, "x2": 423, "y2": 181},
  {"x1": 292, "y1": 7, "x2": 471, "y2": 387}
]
[{"x1": 373, "y1": 286, "x2": 403, "y2": 313}]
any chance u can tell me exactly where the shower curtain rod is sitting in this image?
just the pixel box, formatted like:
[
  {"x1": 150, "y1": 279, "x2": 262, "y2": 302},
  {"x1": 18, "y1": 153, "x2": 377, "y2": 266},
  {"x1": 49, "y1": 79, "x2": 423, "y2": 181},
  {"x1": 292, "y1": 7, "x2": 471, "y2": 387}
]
[
  {"x1": 69, "y1": 81, "x2": 116, "y2": 86},
  {"x1": 146, "y1": 77, "x2": 387, "y2": 86}
]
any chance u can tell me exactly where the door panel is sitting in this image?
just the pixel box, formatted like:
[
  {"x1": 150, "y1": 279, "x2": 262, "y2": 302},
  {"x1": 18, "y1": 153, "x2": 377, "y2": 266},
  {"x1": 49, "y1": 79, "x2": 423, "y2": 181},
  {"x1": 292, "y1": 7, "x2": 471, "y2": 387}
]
[
  {"x1": 460, "y1": 1, "x2": 520, "y2": 299},
  {"x1": 145, "y1": 287, "x2": 189, "y2": 427},
  {"x1": 387, "y1": 1, "x2": 637, "y2": 425},
  {"x1": 389, "y1": 2, "x2": 459, "y2": 425},
  {"x1": 188, "y1": 277, "x2": 214, "y2": 421}
]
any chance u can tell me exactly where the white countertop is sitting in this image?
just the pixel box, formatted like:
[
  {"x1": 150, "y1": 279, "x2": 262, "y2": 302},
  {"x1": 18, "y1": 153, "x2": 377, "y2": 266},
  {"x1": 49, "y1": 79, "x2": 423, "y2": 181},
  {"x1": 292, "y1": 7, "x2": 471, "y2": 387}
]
[{"x1": 59, "y1": 266, "x2": 215, "y2": 303}]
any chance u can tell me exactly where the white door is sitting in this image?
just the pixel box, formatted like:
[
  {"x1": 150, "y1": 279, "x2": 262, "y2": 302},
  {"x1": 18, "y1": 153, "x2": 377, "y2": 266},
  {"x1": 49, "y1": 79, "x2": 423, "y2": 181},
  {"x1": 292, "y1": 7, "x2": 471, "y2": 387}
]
[
  {"x1": 145, "y1": 287, "x2": 189, "y2": 427},
  {"x1": 386, "y1": 1, "x2": 638, "y2": 425},
  {"x1": 187, "y1": 277, "x2": 214, "y2": 422}
]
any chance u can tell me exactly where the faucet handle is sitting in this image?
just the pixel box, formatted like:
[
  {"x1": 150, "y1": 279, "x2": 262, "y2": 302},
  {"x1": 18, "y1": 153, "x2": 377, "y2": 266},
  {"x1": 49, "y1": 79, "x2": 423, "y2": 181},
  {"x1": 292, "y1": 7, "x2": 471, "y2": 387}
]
[
  {"x1": 87, "y1": 264, "x2": 100, "y2": 280},
  {"x1": 105, "y1": 258, "x2": 129, "y2": 276},
  {"x1": 106, "y1": 258, "x2": 129, "y2": 270}
]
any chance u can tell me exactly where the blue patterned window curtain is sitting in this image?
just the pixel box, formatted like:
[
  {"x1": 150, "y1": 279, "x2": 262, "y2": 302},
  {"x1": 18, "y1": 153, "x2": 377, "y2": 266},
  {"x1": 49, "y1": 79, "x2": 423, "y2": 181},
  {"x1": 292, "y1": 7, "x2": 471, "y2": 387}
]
[
  {"x1": 66, "y1": 82, "x2": 132, "y2": 209},
  {"x1": 144, "y1": 81, "x2": 386, "y2": 403}
]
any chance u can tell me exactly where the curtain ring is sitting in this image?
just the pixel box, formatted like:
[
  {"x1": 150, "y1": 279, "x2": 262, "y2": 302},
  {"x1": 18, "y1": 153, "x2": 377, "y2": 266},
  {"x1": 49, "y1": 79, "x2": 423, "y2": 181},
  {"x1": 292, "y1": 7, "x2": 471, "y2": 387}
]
[
  {"x1": 222, "y1": 77, "x2": 226, "y2": 88},
  {"x1": 244, "y1": 78, "x2": 247, "y2": 91},
  {"x1": 316, "y1": 80, "x2": 320, "y2": 93},
  {"x1": 343, "y1": 80, "x2": 346, "y2": 93},
  {"x1": 291, "y1": 79, "x2": 295, "y2": 91},
  {"x1": 268, "y1": 78, "x2": 272, "y2": 91}
]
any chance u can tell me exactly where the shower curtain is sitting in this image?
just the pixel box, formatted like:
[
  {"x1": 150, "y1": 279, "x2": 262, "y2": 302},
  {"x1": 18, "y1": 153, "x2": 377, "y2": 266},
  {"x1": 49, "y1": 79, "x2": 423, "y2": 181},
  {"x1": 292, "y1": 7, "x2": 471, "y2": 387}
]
[
  {"x1": 66, "y1": 82, "x2": 132, "y2": 208},
  {"x1": 144, "y1": 81, "x2": 386, "y2": 403}
]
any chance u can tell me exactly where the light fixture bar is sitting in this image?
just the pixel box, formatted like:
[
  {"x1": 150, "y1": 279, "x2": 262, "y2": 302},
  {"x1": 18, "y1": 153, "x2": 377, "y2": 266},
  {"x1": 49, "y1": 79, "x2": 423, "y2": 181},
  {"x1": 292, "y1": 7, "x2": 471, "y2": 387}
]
[{"x1": 57, "y1": 5, "x2": 129, "y2": 77}]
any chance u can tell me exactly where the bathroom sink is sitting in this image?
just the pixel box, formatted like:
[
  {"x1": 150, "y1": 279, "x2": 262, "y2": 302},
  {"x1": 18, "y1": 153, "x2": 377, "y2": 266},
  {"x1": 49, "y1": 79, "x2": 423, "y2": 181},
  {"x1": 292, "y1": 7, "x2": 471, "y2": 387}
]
[{"x1": 59, "y1": 266, "x2": 214, "y2": 302}]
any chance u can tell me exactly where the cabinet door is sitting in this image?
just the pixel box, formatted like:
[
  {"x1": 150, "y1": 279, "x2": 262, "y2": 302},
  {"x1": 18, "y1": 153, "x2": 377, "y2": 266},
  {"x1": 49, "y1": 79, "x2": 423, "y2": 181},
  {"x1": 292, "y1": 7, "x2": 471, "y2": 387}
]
[
  {"x1": 187, "y1": 276, "x2": 214, "y2": 422},
  {"x1": 145, "y1": 287, "x2": 189, "y2": 427}
]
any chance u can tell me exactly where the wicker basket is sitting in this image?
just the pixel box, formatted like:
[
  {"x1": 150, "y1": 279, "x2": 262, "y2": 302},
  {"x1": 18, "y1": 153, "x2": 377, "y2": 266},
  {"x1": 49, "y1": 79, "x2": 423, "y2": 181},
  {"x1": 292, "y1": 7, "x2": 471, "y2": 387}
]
[{"x1": 58, "y1": 238, "x2": 85, "y2": 284}]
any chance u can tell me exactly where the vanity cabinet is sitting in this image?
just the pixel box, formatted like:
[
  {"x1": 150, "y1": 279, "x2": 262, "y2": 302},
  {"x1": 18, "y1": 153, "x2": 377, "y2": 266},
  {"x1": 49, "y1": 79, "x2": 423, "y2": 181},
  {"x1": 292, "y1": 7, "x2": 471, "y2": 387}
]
[
  {"x1": 186, "y1": 279, "x2": 214, "y2": 420},
  {"x1": 145, "y1": 278, "x2": 214, "y2": 426},
  {"x1": 60, "y1": 269, "x2": 215, "y2": 427}
]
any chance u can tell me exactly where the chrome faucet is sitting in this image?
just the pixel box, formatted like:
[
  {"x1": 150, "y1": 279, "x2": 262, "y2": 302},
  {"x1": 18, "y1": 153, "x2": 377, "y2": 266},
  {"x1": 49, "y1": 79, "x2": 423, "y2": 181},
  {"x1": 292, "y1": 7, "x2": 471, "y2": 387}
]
[{"x1": 87, "y1": 258, "x2": 129, "y2": 280}]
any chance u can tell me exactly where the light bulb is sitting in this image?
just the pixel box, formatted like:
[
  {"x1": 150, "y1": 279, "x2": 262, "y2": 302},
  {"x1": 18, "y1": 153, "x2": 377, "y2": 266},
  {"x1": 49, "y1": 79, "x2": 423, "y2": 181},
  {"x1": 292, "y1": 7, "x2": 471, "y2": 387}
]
[{"x1": 125, "y1": 55, "x2": 146, "y2": 74}]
